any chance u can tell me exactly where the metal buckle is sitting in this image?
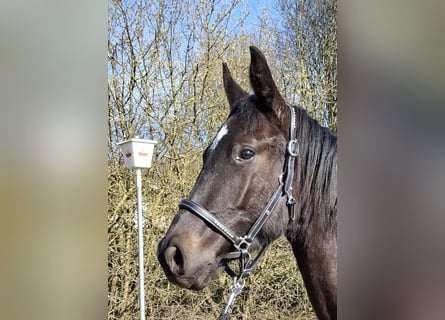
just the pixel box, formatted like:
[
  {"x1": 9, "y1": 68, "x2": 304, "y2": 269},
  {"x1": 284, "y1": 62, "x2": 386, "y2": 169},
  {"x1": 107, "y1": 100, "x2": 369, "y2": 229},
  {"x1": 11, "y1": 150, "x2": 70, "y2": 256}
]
[{"x1": 286, "y1": 139, "x2": 299, "y2": 157}]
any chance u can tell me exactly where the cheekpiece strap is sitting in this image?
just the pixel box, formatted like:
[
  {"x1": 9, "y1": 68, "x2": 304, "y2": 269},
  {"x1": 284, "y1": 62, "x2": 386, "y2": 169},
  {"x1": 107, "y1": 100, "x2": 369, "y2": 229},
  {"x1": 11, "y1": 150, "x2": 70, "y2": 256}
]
[{"x1": 284, "y1": 105, "x2": 298, "y2": 220}]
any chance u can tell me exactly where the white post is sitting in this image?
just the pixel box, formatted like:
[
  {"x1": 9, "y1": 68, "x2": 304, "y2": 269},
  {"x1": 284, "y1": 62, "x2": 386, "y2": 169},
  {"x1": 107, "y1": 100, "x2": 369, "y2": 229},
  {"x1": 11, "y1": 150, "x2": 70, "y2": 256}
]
[
  {"x1": 117, "y1": 137, "x2": 157, "y2": 320},
  {"x1": 135, "y1": 168, "x2": 145, "y2": 320}
]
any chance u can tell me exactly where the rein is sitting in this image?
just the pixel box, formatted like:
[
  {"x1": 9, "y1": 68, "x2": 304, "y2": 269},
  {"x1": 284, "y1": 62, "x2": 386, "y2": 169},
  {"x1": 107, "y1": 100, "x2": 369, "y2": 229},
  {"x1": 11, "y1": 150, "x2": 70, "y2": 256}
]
[{"x1": 178, "y1": 105, "x2": 299, "y2": 319}]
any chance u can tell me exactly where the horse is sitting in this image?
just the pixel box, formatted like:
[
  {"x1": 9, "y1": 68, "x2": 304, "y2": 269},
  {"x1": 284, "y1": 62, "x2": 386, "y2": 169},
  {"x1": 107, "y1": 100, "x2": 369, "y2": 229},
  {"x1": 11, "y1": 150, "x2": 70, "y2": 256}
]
[{"x1": 157, "y1": 46, "x2": 337, "y2": 320}]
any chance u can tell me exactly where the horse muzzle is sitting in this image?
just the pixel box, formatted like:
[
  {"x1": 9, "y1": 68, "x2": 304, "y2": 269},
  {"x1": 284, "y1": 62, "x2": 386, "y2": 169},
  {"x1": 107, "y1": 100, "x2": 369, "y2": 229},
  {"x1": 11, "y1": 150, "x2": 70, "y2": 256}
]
[{"x1": 157, "y1": 234, "x2": 222, "y2": 291}]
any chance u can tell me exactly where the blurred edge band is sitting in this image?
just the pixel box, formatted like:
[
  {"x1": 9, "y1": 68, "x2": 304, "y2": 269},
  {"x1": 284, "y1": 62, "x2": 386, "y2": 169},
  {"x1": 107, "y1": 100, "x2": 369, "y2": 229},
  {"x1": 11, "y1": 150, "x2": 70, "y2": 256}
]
[{"x1": 0, "y1": 1, "x2": 108, "y2": 320}]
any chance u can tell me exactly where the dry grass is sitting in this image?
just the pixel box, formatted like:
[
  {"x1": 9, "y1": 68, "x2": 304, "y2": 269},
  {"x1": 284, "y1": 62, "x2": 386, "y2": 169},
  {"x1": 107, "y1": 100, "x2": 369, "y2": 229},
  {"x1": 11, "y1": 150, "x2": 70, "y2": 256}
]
[{"x1": 109, "y1": 223, "x2": 315, "y2": 320}]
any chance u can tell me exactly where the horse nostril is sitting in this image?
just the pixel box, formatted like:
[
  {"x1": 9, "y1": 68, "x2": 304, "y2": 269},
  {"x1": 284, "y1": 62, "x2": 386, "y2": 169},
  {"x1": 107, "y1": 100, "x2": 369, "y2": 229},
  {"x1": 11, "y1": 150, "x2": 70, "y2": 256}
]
[
  {"x1": 165, "y1": 246, "x2": 185, "y2": 275},
  {"x1": 173, "y1": 247, "x2": 183, "y2": 267}
]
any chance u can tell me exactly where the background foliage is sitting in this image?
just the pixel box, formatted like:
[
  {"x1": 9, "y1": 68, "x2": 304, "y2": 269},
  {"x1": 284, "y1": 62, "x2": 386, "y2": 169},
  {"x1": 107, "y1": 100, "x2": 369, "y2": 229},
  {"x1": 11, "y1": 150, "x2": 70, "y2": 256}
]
[{"x1": 108, "y1": 0, "x2": 336, "y2": 318}]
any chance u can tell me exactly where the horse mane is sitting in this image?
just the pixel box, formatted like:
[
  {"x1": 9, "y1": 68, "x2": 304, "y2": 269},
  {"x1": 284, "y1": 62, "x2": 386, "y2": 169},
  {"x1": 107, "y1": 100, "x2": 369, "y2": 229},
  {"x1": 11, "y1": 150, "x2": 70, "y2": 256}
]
[
  {"x1": 293, "y1": 106, "x2": 337, "y2": 234},
  {"x1": 229, "y1": 95, "x2": 280, "y2": 133}
]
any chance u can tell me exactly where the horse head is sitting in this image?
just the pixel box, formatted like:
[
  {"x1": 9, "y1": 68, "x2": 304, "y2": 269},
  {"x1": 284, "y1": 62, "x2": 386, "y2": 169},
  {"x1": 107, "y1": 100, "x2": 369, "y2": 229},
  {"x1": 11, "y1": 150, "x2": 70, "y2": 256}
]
[{"x1": 157, "y1": 47, "x2": 293, "y2": 290}]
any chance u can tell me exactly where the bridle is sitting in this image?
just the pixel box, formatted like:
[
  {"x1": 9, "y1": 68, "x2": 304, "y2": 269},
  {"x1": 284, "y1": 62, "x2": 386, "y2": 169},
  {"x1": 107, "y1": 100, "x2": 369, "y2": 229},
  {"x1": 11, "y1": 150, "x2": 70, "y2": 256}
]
[{"x1": 178, "y1": 105, "x2": 299, "y2": 319}]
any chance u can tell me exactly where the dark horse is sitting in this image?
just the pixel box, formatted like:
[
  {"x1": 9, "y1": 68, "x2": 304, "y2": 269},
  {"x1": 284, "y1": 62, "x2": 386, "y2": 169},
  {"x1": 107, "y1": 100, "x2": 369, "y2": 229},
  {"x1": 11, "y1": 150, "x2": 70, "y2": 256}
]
[{"x1": 158, "y1": 47, "x2": 337, "y2": 319}]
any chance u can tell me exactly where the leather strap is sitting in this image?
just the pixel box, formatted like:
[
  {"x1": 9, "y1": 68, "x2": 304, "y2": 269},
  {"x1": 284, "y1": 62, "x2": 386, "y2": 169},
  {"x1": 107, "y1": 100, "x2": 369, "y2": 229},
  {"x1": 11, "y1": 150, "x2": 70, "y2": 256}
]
[{"x1": 179, "y1": 199, "x2": 239, "y2": 245}]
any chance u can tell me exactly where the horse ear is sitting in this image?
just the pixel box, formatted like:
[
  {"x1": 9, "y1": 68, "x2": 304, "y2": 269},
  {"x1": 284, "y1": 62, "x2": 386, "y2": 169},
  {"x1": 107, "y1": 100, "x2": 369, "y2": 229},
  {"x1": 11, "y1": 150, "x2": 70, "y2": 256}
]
[
  {"x1": 249, "y1": 46, "x2": 287, "y2": 123},
  {"x1": 223, "y1": 62, "x2": 248, "y2": 109}
]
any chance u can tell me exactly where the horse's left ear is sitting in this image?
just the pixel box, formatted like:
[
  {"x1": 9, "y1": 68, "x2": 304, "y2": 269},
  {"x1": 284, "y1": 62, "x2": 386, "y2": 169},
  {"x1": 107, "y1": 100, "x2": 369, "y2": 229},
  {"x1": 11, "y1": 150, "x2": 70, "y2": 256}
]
[{"x1": 249, "y1": 46, "x2": 287, "y2": 124}]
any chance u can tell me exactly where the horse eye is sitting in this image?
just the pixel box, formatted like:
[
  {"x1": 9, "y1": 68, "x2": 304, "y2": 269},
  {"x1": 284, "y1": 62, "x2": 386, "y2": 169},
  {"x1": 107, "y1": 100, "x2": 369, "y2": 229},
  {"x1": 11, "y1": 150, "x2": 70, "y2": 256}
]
[{"x1": 239, "y1": 148, "x2": 255, "y2": 160}]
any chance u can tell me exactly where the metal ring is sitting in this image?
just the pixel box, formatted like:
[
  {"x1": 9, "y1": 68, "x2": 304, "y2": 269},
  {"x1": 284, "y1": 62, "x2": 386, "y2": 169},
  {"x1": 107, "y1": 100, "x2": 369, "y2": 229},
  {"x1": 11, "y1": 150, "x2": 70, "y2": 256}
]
[
  {"x1": 286, "y1": 140, "x2": 299, "y2": 157},
  {"x1": 234, "y1": 238, "x2": 251, "y2": 252}
]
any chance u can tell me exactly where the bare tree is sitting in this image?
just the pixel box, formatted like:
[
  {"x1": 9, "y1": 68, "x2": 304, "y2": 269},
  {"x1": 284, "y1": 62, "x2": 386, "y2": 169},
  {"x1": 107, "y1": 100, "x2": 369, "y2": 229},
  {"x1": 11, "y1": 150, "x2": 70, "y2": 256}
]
[
  {"x1": 274, "y1": 0, "x2": 337, "y2": 132},
  {"x1": 108, "y1": 1, "x2": 254, "y2": 319}
]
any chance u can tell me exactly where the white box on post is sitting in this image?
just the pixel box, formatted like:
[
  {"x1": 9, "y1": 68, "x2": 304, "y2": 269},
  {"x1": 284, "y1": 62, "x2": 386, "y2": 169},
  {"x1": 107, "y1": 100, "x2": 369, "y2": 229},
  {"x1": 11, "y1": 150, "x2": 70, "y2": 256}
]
[
  {"x1": 116, "y1": 136, "x2": 157, "y2": 320},
  {"x1": 117, "y1": 137, "x2": 157, "y2": 169}
]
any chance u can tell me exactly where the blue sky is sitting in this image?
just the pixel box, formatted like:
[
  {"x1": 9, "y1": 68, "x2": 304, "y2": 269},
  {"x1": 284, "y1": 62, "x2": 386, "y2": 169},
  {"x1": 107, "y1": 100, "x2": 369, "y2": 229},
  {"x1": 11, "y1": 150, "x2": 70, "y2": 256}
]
[{"x1": 240, "y1": 0, "x2": 276, "y2": 29}]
